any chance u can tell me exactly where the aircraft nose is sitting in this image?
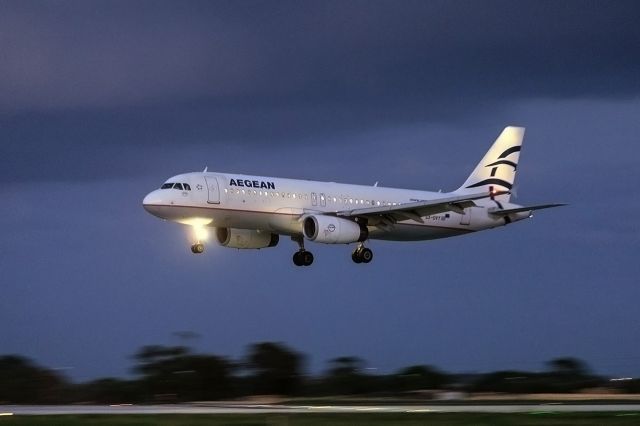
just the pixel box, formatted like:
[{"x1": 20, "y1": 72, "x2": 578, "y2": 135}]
[{"x1": 142, "y1": 190, "x2": 163, "y2": 214}]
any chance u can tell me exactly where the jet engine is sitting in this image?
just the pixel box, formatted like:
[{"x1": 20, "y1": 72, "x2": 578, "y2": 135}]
[
  {"x1": 303, "y1": 215, "x2": 367, "y2": 244},
  {"x1": 216, "y1": 228, "x2": 279, "y2": 249}
]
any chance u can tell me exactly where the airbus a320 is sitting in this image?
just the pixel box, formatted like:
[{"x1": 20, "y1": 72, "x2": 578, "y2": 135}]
[{"x1": 143, "y1": 126, "x2": 564, "y2": 266}]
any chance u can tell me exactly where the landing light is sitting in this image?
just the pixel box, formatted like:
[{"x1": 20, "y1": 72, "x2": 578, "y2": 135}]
[
  {"x1": 180, "y1": 217, "x2": 213, "y2": 227},
  {"x1": 193, "y1": 225, "x2": 209, "y2": 242}
]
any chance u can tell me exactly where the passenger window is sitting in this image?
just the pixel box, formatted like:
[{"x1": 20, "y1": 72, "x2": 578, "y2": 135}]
[
  {"x1": 173, "y1": 183, "x2": 183, "y2": 190},
  {"x1": 184, "y1": 183, "x2": 191, "y2": 191}
]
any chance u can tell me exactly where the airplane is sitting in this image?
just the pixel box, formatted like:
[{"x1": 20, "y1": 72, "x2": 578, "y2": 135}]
[{"x1": 143, "y1": 126, "x2": 564, "y2": 266}]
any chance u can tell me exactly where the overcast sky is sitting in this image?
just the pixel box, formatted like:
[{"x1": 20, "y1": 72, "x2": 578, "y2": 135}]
[{"x1": 1, "y1": 0, "x2": 639, "y2": 382}]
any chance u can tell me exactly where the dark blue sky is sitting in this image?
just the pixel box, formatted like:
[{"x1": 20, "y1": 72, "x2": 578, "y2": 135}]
[{"x1": 1, "y1": 0, "x2": 639, "y2": 382}]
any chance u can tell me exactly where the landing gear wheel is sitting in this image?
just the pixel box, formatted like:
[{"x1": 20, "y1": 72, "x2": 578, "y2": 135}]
[
  {"x1": 301, "y1": 251, "x2": 314, "y2": 266},
  {"x1": 190, "y1": 243, "x2": 205, "y2": 254},
  {"x1": 360, "y1": 247, "x2": 373, "y2": 263},
  {"x1": 293, "y1": 250, "x2": 314, "y2": 266},
  {"x1": 352, "y1": 246, "x2": 373, "y2": 264}
]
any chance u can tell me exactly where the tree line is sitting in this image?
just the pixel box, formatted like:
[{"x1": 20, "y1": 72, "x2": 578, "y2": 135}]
[{"x1": 0, "y1": 342, "x2": 638, "y2": 403}]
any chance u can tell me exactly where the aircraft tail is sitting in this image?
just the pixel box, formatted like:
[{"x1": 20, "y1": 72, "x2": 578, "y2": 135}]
[{"x1": 455, "y1": 126, "x2": 525, "y2": 202}]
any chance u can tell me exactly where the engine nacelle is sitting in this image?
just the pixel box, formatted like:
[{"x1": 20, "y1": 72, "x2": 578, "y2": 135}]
[
  {"x1": 303, "y1": 215, "x2": 367, "y2": 244},
  {"x1": 216, "y1": 228, "x2": 279, "y2": 249}
]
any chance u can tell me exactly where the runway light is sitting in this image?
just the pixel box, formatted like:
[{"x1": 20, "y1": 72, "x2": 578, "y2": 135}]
[{"x1": 0, "y1": 413, "x2": 14, "y2": 416}]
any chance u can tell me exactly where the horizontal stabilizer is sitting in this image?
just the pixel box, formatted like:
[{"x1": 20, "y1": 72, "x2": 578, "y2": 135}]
[{"x1": 489, "y1": 203, "x2": 567, "y2": 216}]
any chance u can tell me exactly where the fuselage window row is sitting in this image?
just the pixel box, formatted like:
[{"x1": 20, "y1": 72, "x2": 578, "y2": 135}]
[{"x1": 220, "y1": 186, "x2": 398, "y2": 208}]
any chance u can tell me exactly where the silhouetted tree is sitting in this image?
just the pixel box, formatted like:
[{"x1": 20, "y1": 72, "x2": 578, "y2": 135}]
[
  {"x1": 134, "y1": 345, "x2": 235, "y2": 401},
  {"x1": 325, "y1": 356, "x2": 371, "y2": 394},
  {"x1": 245, "y1": 342, "x2": 304, "y2": 395},
  {"x1": 547, "y1": 357, "x2": 590, "y2": 377},
  {"x1": 392, "y1": 365, "x2": 450, "y2": 391},
  {"x1": 0, "y1": 355, "x2": 68, "y2": 403},
  {"x1": 471, "y1": 371, "x2": 545, "y2": 393},
  {"x1": 75, "y1": 378, "x2": 140, "y2": 403},
  {"x1": 543, "y1": 357, "x2": 602, "y2": 392},
  {"x1": 469, "y1": 358, "x2": 604, "y2": 394}
]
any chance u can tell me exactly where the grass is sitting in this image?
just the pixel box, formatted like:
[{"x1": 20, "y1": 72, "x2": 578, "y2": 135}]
[{"x1": 1, "y1": 413, "x2": 640, "y2": 426}]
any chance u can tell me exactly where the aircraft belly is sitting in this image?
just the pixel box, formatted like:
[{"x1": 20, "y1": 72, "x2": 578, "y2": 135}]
[{"x1": 222, "y1": 211, "x2": 279, "y2": 231}]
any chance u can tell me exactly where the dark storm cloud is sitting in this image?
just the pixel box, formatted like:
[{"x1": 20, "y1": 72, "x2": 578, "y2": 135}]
[
  {"x1": 1, "y1": 0, "x2": 639, "y2": 182},
  {"x1": 1, "y1": 0, "x2": 638, "y2": 112}
]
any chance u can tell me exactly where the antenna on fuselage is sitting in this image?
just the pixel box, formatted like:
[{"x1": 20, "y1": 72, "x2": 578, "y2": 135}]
[
  {"x1": 203, "y1": 167, "x2": 208, "y2": 172},
  {"x1": 373, "y1": 181, "x2": 379, "y2": 187}
]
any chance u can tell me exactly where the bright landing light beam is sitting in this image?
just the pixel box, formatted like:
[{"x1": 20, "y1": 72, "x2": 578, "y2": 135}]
[{"x1": 193, "y1": 224, "x2": 209, "y2": 242}]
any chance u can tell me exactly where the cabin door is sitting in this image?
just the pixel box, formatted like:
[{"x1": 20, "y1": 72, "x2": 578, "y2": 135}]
[{"x1": 204, "y1": 176, "x2": 220, "y2": 204}]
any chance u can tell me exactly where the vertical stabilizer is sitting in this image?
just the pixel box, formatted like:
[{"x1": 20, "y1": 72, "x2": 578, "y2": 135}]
[{"x1": 455, "y1": 126, "x2": 525, "y2": 202}]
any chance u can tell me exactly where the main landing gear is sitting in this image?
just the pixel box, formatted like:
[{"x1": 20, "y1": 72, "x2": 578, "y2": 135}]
[
  {"x1": 290, "y1": 236, "x2": 373, "y2": 266},
  {"x1": 190, "y1": 243, "x2": 205, "y2": 254},
  {"x1": 352, "y1": 243, "x2": 373, "y2": 264},
  {"x1": 292, "y1": 235, "x2": 313, "y2": 266}
]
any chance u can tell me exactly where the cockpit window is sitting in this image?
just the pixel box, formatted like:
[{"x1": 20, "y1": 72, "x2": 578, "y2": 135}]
[{"x1": 161, "y1": 182, "x2": 190, "y2": 190}]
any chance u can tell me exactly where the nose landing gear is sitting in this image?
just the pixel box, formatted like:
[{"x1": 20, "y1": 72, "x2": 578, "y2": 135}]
[
  {"x1": 190, "y1": 224, "x2": 208, "y2": 254},
  {"x1": 190, "y1": 243, "x2": 205, "y2": 254},
  {"x1": 352, "y1": 244, "x2": 373, "y2": 264}
]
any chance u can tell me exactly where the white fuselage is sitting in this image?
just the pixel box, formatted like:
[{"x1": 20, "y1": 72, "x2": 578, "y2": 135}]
[{"x1": 143, "y1": 171, "x2": 526, "y2": 242}]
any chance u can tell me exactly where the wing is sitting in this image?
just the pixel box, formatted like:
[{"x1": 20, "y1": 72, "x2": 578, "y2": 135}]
[{"x1": 335, "y1": 190, "x2": 505, "y2": 225}]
